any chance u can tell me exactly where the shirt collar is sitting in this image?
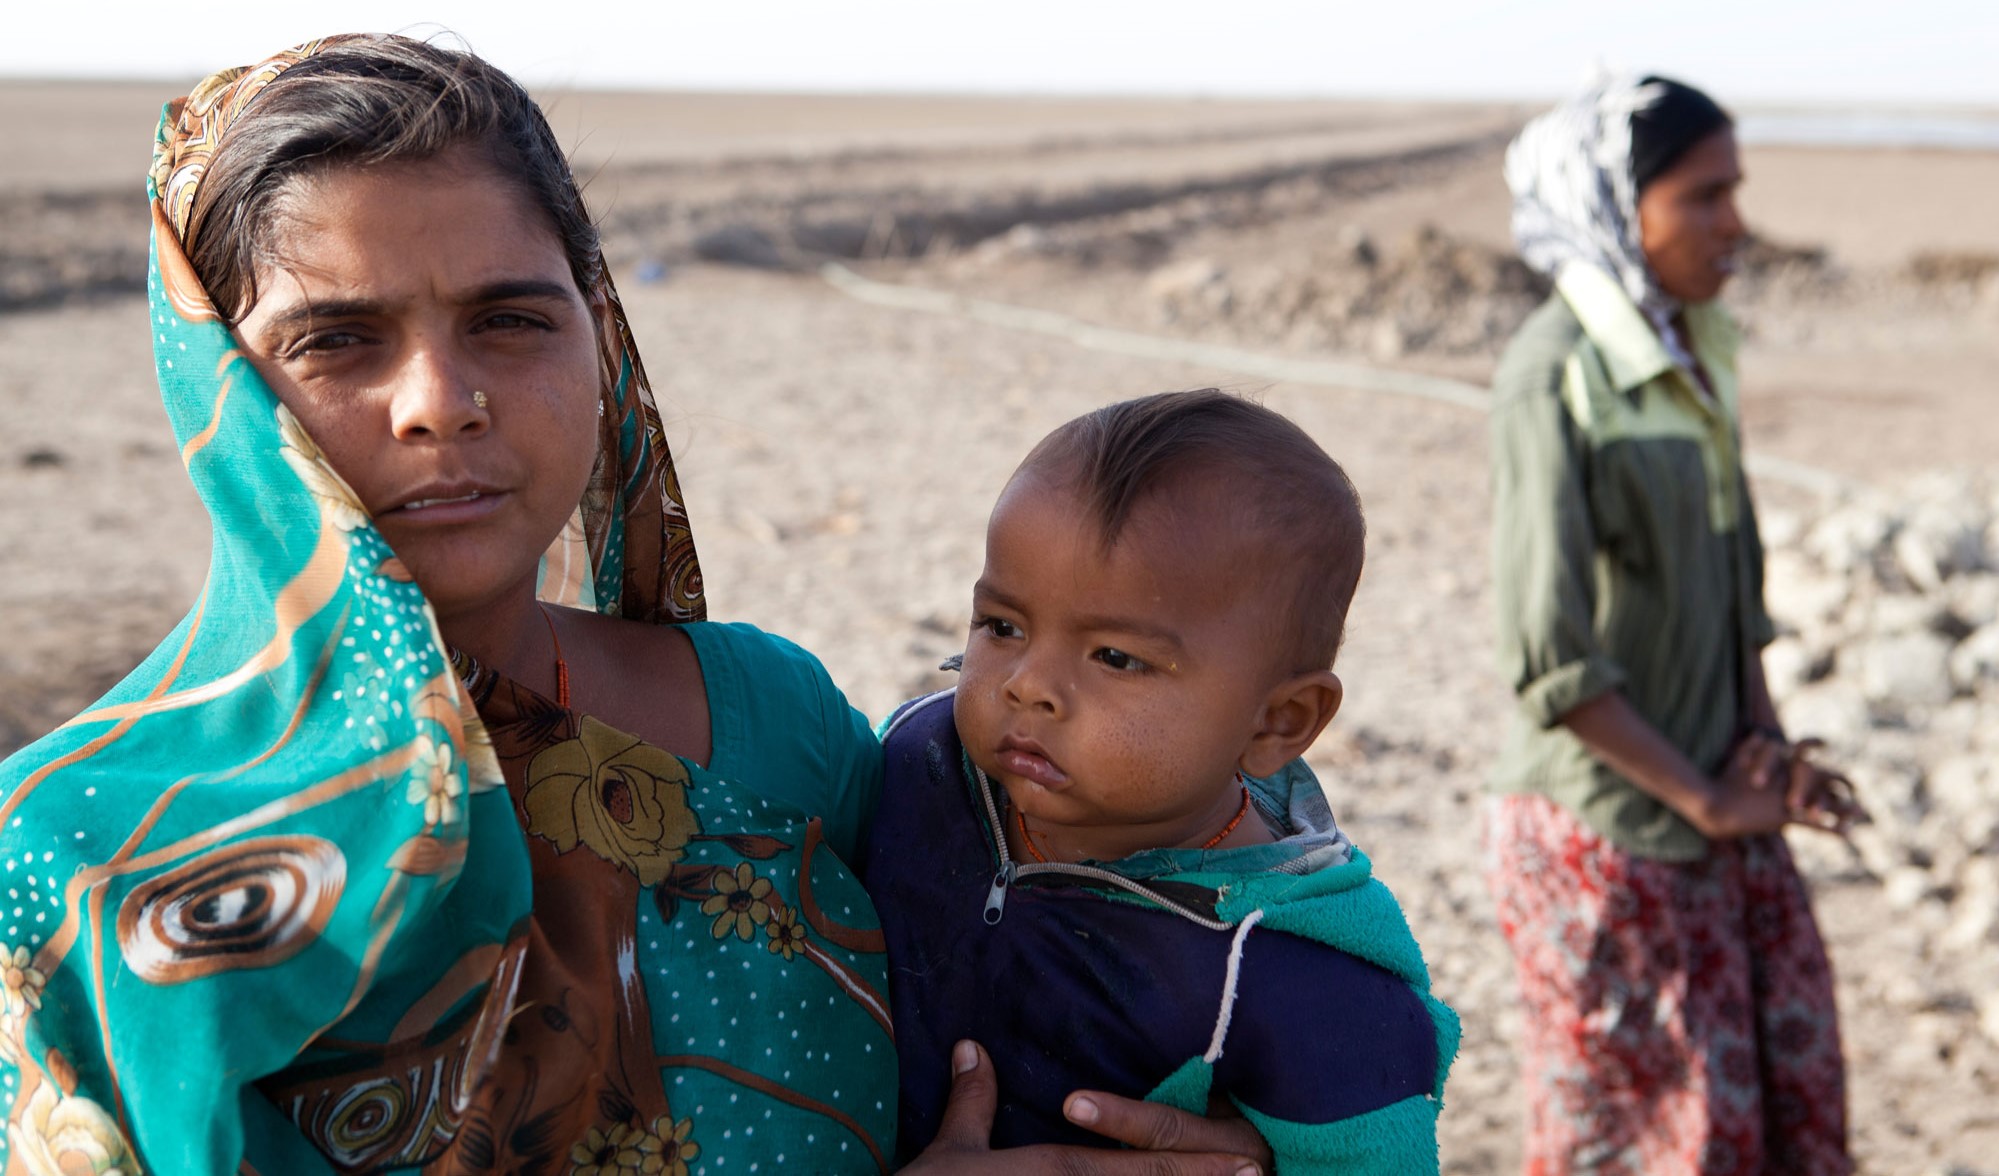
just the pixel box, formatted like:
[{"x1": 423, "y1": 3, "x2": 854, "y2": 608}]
[{"x1": 1555, "y1": 262, "x2": 1739, "y2": 394}]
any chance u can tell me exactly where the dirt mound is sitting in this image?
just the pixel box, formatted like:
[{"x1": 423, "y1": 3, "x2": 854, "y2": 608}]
[
  {"x1": 1905, "y1": 250, "x2": 1999, "y2": 288},
  {"x1": 0, "y1": 190, "x2": 149, "y2": 311},
  {"x1": 1132, "y1": 224, "x2": 1547, "y2": 358}
]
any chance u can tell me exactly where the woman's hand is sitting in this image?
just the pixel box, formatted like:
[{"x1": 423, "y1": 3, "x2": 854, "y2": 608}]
[
  {"x1": 1063, "y1": 1088, "x2": 1272, "y2": 1172},
  {"x1": 1685, "y1": 730, "x2": 1793, "y2": 838},
  {"x1": 1775, "y1": 739, "x2": 1868, "y2": 834},
  {"x1": 1694, "y1": 732, "x2": 1867, "y2": 839},
  {"x1": 900, "y1": 1041, "x2": 1263, "y2": 1176}
]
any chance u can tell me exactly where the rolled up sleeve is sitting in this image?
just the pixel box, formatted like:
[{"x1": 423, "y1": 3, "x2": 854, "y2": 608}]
[{"x1": 1491, "y1": 373, "x2": 1626, "y2": 728}]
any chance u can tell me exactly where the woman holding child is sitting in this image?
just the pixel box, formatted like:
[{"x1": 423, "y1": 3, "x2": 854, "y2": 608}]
[
  {"x1": 0, "y1": 34, "x2": 1271, "y2": 1176},
  {"x1": 1486, "y1": 74, "x2": 1858, "y2": 1174}
]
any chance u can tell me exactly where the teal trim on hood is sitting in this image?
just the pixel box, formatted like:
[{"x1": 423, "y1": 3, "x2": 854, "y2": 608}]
[{"x1": 1097, "y1": 759, "x2": 1355, "y2": 880}]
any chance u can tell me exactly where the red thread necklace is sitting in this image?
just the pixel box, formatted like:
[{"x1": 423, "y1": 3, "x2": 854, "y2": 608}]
[
  {"x1": 1015, "y1": 778, "x2": 1253, "y2": 864},
  {"x1": 538, "y1": 603, "x2": 571, "y2": 709}
]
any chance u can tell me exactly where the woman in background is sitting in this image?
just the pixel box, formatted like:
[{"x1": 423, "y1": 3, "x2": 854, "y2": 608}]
[{"x1": 1485, "y1": 73, "x2": 1858, "y2": 1175}]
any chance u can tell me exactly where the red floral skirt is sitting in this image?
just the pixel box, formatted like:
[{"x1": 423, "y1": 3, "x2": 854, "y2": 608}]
[{"x1": 1482, "y1": 794, "x2": 1851, "y2": 1175}]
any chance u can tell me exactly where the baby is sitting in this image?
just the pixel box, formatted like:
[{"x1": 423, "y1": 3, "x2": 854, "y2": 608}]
[{"x1": 862, "y1": 390, "x2": 1458, "y2": 1173}]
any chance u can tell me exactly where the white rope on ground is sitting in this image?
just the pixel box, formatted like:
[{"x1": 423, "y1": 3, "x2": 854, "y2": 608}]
[{"x1": 818, "y1": 262, "x2": 1862, "y2": 500}]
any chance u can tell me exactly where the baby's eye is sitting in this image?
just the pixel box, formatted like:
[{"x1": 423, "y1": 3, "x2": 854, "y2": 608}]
[
  {"x1": 972, "y1": 616, "x2": 1021, "y2": 640},
  {"x1": 1093, "y1": 647, "x2": 1147, "y2": 672}
]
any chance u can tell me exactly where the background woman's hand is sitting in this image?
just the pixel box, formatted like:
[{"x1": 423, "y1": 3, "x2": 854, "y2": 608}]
[
  {"x1": 1779, "y1": 739, "x2": 1868, "y2": 834},
  {"x1": 1689, "y1": 730, "x2": 1793, "y2": 838},
  {"x1": 900, "y1": 1041, "x2": 1263, "y2": 1176},
  {"x1": 1694, "y1": 732, "x2": 1869, "y2": 839}
]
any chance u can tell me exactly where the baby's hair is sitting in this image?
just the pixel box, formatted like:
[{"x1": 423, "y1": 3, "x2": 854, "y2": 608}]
[{"x1": 1020, "y1": 389, "x2": 1365, "y2": 671}]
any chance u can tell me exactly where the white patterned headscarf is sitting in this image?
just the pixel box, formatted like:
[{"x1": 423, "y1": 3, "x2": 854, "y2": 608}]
[{"x1": 1505, "y1": 72, "x2": 1697, "y2": 368}]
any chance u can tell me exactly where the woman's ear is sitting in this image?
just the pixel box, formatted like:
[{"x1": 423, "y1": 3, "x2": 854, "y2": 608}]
[{"x1": 1239, "y1": 671, "x2": 1343, "y2": 780}]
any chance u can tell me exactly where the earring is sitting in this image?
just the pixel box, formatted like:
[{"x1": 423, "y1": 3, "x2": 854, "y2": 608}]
[
  {"x1": 472, "y1": 390, "x2": 489, "y2": 410},
  {"x1": 597, "y1": 399, "x2": 606, "y2": 418}
]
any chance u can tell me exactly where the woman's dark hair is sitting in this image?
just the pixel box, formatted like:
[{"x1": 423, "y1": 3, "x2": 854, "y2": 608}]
[
  {"x1": 1630, "y1": 76, "x2": 1733, "y2": 195},
  {"x1": 184, "y1": 34, "x2": 601, "y2": 321}
]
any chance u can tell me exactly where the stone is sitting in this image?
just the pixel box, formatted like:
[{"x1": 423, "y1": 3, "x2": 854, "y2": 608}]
[
  {"x1": 1844, "y1": 822, "x2": 1906, "y2": 879},
  {"x1": 1948, "y1": 573, "x2": 1999, "y2": 630},
  {"x1": 1933, "y1": 698, "x2": 1994, "y2": 744},
  {"x1": 1759, "y1": 507, "x2": 1805, "y2": 550},
  {"x1": 1949, "y1": 623, "x2": 1999, "y2": 692},
  {"x1": 1885, "y1": 865, "x2": 1937, "y2": 910},
  {"x1": 1942, "y1": 859, "x2": 1999, "y2": 953},
  {"x1": 1868, "y1": 593, "x2": 1950, "y2": 637},
  {"x1": 1337, "y1": 224, "x2": 1378, "y2": 268},
  {"x1": 1781, "y1": 680, "x2": 1872, "y2": 750},
  {"x1": 1145, "y1": 258, "x2": 1227, "y2": 305},
  {"x1": 1805, "y1": 502, "x2": 1895, "y2": 575},
  {"x1": 1761, "y1": 636, "x2": 1826, "y2": 699},
  {"x1": 1981, "y1": 989, "x2": 1999, "y2": 1048},
  {"x1": 1927, "y1": 756, "x2": 1997, "y2": 844},
  {"x1": 970, "y1": 223, "x2": 1054, "y2": 264},
  {"x1": 1368, "y1": 317, "x2": 1409, "y2": 361},
  {"x1": 1859, "y1": 630, "x2": 1956, "y2": 710},
  {"x1": 1859, "y1": 761, "x2": 1928, "y2": 826},
  {"x1": 1895, "y1": 499, "x2": 1990, "y2": 589},
  {"x1": 1763, "y1": 550, "x2": 1848, "y2": 633}
]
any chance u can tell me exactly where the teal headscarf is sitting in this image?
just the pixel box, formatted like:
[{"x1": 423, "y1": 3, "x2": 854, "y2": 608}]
[{"x1": 0, "y1": 35, "x2": 757, "y2": 1174}]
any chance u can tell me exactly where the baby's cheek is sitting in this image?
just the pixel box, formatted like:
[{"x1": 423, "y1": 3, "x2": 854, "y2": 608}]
[{"x1": 1098, "y1": 708, "x2": 1180, "y2": 803}]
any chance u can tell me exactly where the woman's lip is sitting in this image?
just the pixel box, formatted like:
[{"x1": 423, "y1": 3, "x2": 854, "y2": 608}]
[
  {"x1": 998, "y1": 745, "x2": 1069, "y2": 791},
  {"x1": 381, "y1": 489, "x2": 509, "y2": 523}
]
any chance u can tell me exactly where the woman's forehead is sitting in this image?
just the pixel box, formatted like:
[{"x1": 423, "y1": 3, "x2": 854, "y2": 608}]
[{"x1": 246, "y1": 153, "x2": 578, "y2": 307}]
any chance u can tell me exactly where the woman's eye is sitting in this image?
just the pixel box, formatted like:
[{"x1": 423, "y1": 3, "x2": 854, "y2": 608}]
[
  {"x1": 973, "y1": 616, "x2": 1020, "y2": 640},
  {"x1": 1094, "y1": 647, "x2": 1147, "y2": 672},
  {"x1": 286, "y1": 329, "x2": 366, "y2": 358},
  {"x1": 476, "y1": 311, "x2": 551, "y2": 333}
]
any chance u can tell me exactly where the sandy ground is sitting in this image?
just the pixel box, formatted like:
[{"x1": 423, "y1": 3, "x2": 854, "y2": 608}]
[{"x1": 3, "y1": 85, "x2": 1998, "y2": 1172}]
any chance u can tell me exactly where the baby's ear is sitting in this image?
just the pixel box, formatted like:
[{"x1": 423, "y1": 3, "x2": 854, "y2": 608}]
[{"x1": 1239, "y1": 671, "x2": 1342, "y2": 780}]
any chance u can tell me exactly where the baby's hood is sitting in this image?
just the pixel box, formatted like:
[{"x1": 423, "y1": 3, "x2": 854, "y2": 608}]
[{"x1": 1142, "y1": 762, "x2": 1435, "y2": 991}]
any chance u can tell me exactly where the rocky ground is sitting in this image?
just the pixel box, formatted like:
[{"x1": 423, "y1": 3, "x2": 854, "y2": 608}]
[{"x1": 3, "y1": 87, "x2": 1997, "y2": 1172}]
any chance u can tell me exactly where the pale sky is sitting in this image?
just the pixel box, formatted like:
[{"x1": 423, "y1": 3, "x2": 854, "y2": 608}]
[{"x1": 9, "y1": 0, "x2": 1996, "y2": 105}]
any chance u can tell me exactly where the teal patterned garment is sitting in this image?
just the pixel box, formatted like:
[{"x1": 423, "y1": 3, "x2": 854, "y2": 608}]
[{"x1": 0, "y1": 37, "x2": 894, "y2": 1176}]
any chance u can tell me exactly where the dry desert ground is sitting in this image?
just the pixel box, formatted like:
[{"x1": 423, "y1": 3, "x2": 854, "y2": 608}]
[{"x1": 3, "y1": 79, "x2": 1998, "y2": 1173}]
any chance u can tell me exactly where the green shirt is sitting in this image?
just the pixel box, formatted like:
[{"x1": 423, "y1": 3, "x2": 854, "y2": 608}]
[
  {"x1": 1488, "y1": 265, "x2": 1776, "y2": 861},
  {"x1": 685, "y1": 620, "x2": 884, "y2": 864}
]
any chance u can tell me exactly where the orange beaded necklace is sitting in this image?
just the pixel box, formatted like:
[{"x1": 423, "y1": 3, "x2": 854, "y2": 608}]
[{"x1": 1014, "y1": 779, "x2": 1254, "y2": 864}]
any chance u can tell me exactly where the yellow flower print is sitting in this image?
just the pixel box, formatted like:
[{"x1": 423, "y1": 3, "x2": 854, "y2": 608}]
[
  {"x1": 1, "y1": 945, "x2": 46, "y2": 1019},
  {"x1": 566, "y1": 1121, "x2": 657, "y2": 1175},
  {"x1": 405, "y1": 736, "x2": 463, "y2": 826},
  {"x1": 766, "y1": 907, "x2": 808, "y2": 961},
  {"x1": 276, "y1": 404, "x2": 369, "y2": 532},
  {"x1": 650, "y1": 1116, "x2": 699, "y2": 1176},
  {"x1": 524, "y1": 717, "x2": 699, "y2": 886},
  {"x1": 701, "y1": 863, "x2": 774, "y2": 941},
  {"x1": 9, "y1": 1081, "x2": 138, "y2": 1176}
]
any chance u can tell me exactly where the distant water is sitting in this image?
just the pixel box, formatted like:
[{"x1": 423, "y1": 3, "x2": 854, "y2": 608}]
[{"x1": 1737, "y1": 111, "x2": 1999, "y2": 151}]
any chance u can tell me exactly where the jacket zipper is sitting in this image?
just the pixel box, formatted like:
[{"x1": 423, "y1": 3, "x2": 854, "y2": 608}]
[{"x1": 972, "y1": 765, "x2": 1232, "y2": 932}]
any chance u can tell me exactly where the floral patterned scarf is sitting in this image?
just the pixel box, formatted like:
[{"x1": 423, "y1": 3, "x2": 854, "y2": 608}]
[
  {"x1": 1504, "y1": 70, "x2": 1700, "y2": 372},
  {"x1": 0, "y1": 35, "x2": 892, "y2": 1176}
]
